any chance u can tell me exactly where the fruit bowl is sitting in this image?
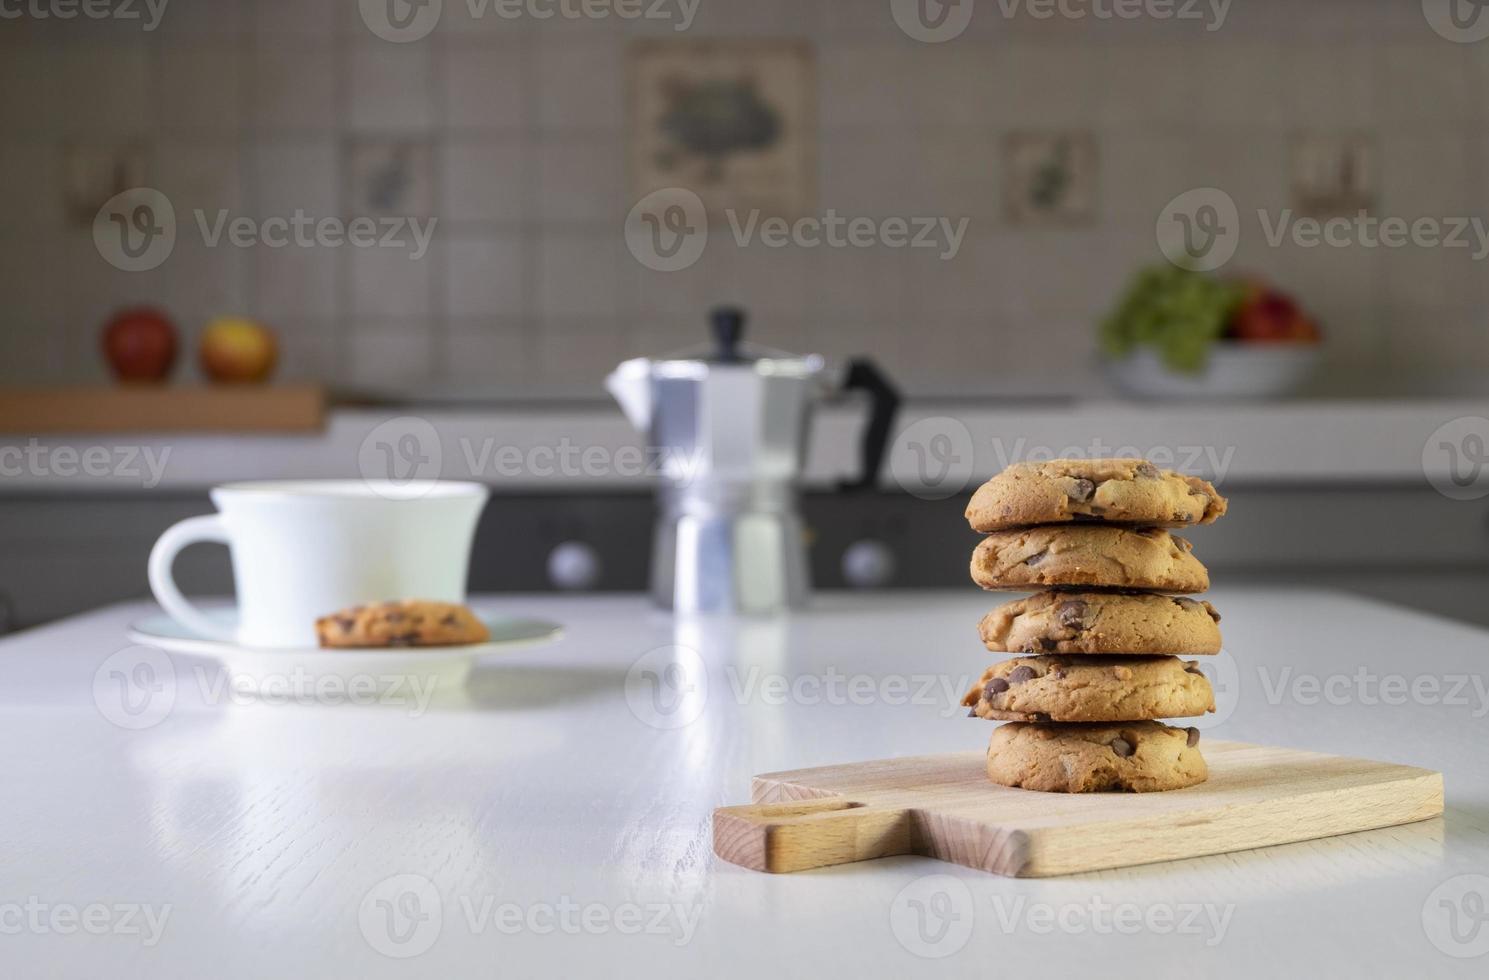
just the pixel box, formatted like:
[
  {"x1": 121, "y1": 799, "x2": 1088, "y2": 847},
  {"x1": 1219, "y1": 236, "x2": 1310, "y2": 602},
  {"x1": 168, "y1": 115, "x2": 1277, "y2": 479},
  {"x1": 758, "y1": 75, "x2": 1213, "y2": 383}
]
[{"x1": 1105, "y1": 343, "x2": 1320, "y2": 401}]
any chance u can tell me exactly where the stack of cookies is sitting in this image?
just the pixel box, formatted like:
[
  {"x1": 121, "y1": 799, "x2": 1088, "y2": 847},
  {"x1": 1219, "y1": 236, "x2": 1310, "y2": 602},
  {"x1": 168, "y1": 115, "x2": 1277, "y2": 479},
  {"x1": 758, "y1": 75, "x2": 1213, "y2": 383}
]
[{"x1": 960, "y1": 458, "x2": 1229, "y2": 793}]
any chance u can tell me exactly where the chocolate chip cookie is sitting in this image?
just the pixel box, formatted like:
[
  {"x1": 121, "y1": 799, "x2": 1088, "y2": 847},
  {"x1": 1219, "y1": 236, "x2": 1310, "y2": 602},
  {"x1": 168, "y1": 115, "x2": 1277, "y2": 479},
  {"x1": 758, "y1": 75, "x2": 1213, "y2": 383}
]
[
  {"x1": 980, "y1": 591, "x2": 1222, "y2": 654},
  {"x1": 315, "y1": 599, "x2": 490, "y2": 648},
  {"x1": 969, "y1": 525, "x2": 1210, "y2": 593},
  {"x1": 963, "y1": 654, "x2": 1214, "y2": 722},
  {"x1": 986, "y1": 720, "x2": 1207, "y2": 793},
  {"x1": 965, "y1": 458, "x2": 1226, "y2": 532}
]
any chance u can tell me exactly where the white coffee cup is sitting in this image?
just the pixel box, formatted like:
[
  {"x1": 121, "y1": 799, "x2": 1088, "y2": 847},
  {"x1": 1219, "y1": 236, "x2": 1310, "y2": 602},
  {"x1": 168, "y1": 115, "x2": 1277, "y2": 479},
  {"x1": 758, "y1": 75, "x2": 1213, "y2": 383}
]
[{"x1": 148, "y1": 480, "x2": 488, "y2": 648}]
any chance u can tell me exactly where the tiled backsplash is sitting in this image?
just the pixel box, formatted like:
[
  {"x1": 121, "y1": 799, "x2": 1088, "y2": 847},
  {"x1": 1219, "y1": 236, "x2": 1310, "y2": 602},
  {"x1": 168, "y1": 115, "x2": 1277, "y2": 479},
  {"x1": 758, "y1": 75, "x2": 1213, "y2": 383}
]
[{"x1": 1, "y1": 0, "x2": 1486, "y2": 398}]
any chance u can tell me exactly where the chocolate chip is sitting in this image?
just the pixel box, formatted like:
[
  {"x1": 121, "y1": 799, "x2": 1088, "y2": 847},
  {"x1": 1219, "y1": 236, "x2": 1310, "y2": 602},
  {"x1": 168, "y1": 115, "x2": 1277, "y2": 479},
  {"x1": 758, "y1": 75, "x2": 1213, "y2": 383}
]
[
  {"x1": 439, "y1": 613, "x2": 459, "y2": 626},
  {"x1": 1056, "y1": 599, "x2": 1089, "y2": 630},
  {"x1": 1068, "y1": 478, "x2": 1095, "y2": 502},
  {"x1": 1087, "y1": 504, "x2": 1107, "y2": 515},
  {"x1": 386, "y1": 611, "x2": 406, "y2": 623},
  {"x1": 1110, "y1": 737, "x2": 1134, "y2": 757},
  {"x1": 1031, "y1": 712, "x2": 1051, "y2": 723},
  {"x1": 1186, "y1": 727, "x2": 1201, "y2": 747},
  {"x1": 1135, "y1": 462, "x2": 1159, "y2": 478},
  {"x1": 388, "y1": 631, "x2": 420, "y2": 646},
  {"x1": 1052, "y1": 668, "x2": 1066, "y2": 680},
  {"x1": 1037, "y1": 637, "x2": 1058, "y2": 652},
  {"x1": 1008, "y1": 665, "x2": 1037, "y2": 684},
  {"x1": 967, "y1": 707, "x2": 978, "y2": 718},
  {"x1": 985, "y1": 677, "x2": 1010, "y2": 698},
  {"x1": 1175, "y1": 597, "x2": 1198, "y2": 610},
  {"x1": 337, "y1": 617, "x2": 355, "y2": 632},
  {"x1": 1024, "y1": 550, "x2": 1047, "y2": 566},
  {"x1": 1183, "y1": 662, "x2": 1203, "y2": 675}
]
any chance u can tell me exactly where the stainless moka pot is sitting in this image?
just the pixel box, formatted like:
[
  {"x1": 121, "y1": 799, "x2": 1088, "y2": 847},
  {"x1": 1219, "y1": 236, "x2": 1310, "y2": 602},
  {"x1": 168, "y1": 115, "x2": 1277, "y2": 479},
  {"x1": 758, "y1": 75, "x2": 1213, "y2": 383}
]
[{"x1": 606, "y1": 308, "x2": 898, "y2": 615}]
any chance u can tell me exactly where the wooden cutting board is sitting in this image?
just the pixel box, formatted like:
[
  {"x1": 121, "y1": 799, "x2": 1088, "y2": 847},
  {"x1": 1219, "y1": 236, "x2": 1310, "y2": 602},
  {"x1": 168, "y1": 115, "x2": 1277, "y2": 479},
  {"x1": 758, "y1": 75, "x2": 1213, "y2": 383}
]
[
  {"x1": 713, "y1": 741, "x2": 1443, "y2": 877},
  {"x1": 0, "y1": 385, "x2": 325, "y2": 433}
]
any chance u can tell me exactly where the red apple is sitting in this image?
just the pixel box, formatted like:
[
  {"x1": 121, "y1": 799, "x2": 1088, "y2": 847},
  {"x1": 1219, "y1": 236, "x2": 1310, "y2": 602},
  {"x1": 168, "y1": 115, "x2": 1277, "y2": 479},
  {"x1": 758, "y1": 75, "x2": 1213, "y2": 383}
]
[
  {"x1": 199, "y1": 316, "x2": 278, "y2": 384},
  {"x1": 1226, "y1": 285, "x2": 1320, "y2": 344},
  {"x1": 101, "y1": 307, "x2": 178, "y2": 383}
]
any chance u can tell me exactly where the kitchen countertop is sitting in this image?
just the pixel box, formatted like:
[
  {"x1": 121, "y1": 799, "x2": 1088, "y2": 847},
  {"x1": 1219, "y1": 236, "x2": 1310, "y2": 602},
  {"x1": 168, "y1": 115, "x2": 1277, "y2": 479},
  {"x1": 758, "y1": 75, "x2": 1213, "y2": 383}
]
[
  {"x1": 2, "y1": 590, "x2": 1486, "y2": 976},
  {"x1": 1, "y1": 399, "x2": 1485, "y2": 492}
]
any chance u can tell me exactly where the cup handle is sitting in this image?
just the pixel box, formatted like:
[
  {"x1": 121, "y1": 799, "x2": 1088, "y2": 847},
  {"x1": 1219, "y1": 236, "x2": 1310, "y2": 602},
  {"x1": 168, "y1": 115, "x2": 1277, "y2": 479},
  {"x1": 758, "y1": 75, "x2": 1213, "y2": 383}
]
[{"x1": 148, "y1": 515, "x2": 236, "y2": 642}]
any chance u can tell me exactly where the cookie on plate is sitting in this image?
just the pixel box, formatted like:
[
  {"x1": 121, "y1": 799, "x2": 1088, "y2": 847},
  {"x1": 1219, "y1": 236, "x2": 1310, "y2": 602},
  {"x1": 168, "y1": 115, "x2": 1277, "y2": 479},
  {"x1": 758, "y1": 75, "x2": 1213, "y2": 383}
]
[
  {"x1": 979, "y1": 591, "x2": 1222, "y2": 654},
  {"x1": 969, "y1": 525, "x2": 1210, "y2": 593},
  {"x1": 962, "y1": 654, "x2": 1215, "y2": 723},
  {"x1": 986, "y1": 720, "x2": 1207, "y2": 793},
  {"x1": 315, "y1": 599, "x2": 489, "y2": 648},
  {"x1": 965, "y1": 458, "x2": 1226, "y2": 532}
]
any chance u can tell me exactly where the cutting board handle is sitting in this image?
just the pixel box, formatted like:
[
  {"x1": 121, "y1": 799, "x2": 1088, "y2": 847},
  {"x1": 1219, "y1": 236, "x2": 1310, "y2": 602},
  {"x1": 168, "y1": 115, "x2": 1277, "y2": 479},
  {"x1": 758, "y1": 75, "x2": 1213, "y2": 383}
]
[{"x1": 713, "y1": 798, "x2": 917, "y2": 873}]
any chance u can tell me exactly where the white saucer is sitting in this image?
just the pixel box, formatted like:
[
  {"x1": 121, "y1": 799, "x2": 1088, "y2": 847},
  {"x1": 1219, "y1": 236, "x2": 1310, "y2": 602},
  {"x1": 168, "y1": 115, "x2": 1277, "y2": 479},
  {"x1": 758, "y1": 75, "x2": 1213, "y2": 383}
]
[{"x1": 127, "y1": 610, "x2": 563, "y2": 696}]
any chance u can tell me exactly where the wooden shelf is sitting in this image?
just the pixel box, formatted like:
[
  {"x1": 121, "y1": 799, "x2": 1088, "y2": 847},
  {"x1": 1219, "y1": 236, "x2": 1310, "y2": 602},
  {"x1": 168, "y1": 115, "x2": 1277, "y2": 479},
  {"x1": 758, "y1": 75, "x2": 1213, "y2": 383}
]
[{"x1": 0, "y1": 384, "x2": 326, "y2": 433}]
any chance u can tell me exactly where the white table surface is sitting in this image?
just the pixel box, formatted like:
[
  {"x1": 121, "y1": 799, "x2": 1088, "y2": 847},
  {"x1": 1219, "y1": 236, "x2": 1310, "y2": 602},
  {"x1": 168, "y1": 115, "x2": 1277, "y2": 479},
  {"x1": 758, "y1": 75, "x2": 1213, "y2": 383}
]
[{"x1": 2, "y1": 589, "x2": 1487, "y2": 977}]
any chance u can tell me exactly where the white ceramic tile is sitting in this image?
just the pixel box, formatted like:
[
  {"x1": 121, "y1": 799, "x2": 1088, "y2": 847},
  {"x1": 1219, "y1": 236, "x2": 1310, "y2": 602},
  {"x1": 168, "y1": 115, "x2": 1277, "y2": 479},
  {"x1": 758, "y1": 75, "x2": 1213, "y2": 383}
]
[
  {"x1": 819, "y1": 44, "x2": 915, "y2": 131},
  {"x1": 442, "y1": 38, "x2": 529, "y2": 129},
  {"x1": 902, "y1": 131, "x2": 1001, "y2": 219},
  {"x1": 991, "y1": 43, "x2": 1099, "y2": 129},
  {"x1": 1378, "y1": 43, "x2": 1469, "y2": 127},
  {"x1": 153, "y1": 44, "x2": 243, "y2": 133},
  {"x1": 253, "y1": 0, "x2": 339, "y2": 36},
  {"x1": 348, "y1": 319, "x2": 434, "y2": 385},
  {"x1": 443, "y1": 234, "x2": 526, "y2": 316},
  {"x1": 349, "y1": 244, "x2": 433, "y2": 316},
  {"x1": 818, "y1": 136, "x2": 917, "y2": 218},
  {"x1": 253, "y1": 43, "x2": 337, "y2": 130},
  {"x1": 440, "y1": 138, "x2": 528, "y2": 223},
  {"x1": 150, "y1": 0, "x2": 248, "y2": 36},
  {"x1": 154, "y1": 139, "x2": 244, "y2": 219},
  {"x1": 0, "y1": 44, "x2": 58, "y2": 135},
  {"x1": 1187, "y1": 130, "x2": 1289, "y2": 218},
  {"x1": 536, "y1": 36, "x2": 621, "y2": 132},
  {"x1": 534, "y1": 318, "x2": 633, "y2": 388},
  {"x1": 62, "y1": 233, "x2": 175, "y2": 328},
  {"x1": 536, "y1": 136, "x2": 625, "y2": 223},
  {"x1": 254, "y1": 139, "x2": 338, "y2": 218},
  {"x1": 909, "y1": 46, "x2": 998, "y2": 130},
  {"x1": 267, "y1": 317, "x2": 340, "y2": 382},
  {"x1": 537, "y1": 232, "x2": 621, "y2": 316},
  {"x1": 1095, "y1": 43, "x2": 1196, "y2": 129},
  {"x1": 807, "y1": 244, "x2": 912, "y2": 319},
  {"x1": 625, "y1": 240, "x2": 732, "y2": 318},
  {"x1": 906, "y1": 230, "x2": 1020, "y2": 317},
  {"x1": 442, "y1": 320, "x2": 533, "y2": 383},
  {"x1": 728, "y1": 243, "x2": 809, "y2": 316},
  {"x1": 153, "y1": 234, "x2": 251, "y2": 321},
  {"x1": 1195, "y1": 44, "x2": 1291, "y2": 128},
  {"x1": 1099, "y1": 134, "x2": 1193, "y2": 225},
  {"x1": 1379, "y1": 133, "x2": 1472, "y2": 216},
  {"x1": 437, "y1": 0, "x2": 537, "y2": 36},
  {"x1": 0, "y1": 229, "x2": 65, "y2": 322},
  {"x1": 256, "y1": 243, "x2": 339, "y2": 319},
  {"x1": 1288, "y1": 43, "x2": 1375, "y2": 129},
  {"x1": 0, "y1": 141, "x2": 63, "y2": 228},
  {"x1": 349, "y1": 40, "x2": 433, "y2": 131},
  {"x1": 57, "y1": 43, "x2": 152, "y2": 135}
]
